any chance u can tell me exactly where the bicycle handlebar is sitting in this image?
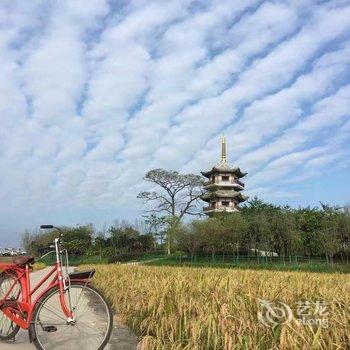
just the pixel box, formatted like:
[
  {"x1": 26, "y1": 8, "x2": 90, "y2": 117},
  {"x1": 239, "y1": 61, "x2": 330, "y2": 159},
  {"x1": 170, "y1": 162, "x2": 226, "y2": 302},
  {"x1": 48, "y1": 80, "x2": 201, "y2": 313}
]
[
  {"x1": 40, "y1": 225, "x2": 65, "y2": 262},
  {"x1": 40, "y1": 225, "x2": 64, "y2": 239},
  {"x1": 40, "y1": 225, "x2": 53, "y2": 229}
]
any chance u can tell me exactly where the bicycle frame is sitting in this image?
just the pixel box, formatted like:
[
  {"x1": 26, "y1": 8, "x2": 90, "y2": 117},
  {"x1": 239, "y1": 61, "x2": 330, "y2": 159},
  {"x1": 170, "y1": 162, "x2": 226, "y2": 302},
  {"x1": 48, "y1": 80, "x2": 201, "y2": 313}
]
[{"x1": 0, "y1": 238, "x2": 77, "y2": 330}]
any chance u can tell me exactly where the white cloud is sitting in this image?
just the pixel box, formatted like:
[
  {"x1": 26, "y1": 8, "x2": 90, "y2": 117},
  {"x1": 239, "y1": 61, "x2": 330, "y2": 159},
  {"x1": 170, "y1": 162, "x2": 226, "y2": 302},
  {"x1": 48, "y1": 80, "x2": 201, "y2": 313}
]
[{"x1": 0, "y1": 0, "x2": 349, "y2": 245}]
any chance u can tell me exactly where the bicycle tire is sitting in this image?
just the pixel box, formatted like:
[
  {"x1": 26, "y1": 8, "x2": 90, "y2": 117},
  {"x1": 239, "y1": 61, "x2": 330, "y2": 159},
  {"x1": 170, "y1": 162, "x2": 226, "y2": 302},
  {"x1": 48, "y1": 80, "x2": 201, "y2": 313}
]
[
  {"x1": 0, "y1": 272, "x2": 21, "y2": 340},
  {"x1": 30, "y1": 282, "x2": 113, "y2": 350}
]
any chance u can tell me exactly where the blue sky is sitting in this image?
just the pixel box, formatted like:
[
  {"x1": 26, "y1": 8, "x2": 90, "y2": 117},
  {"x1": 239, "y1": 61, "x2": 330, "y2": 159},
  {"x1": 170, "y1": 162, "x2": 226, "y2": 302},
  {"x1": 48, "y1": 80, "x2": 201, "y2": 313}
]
[{"x1": 0, "y1": 0, "x2": 350, "y2": 246}]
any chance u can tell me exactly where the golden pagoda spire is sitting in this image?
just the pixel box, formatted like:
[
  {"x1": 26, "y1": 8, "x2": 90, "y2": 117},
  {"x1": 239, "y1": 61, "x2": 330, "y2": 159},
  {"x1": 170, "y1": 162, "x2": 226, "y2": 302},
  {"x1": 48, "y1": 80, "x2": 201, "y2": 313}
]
[{"x1": 221, "y1": 136, "x2": 227, "y2": 165}]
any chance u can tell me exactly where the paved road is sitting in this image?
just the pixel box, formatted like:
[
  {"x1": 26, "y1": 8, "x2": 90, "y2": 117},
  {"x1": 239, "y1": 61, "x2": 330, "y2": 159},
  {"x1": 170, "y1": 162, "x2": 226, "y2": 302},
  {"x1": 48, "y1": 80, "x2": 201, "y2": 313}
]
[{"x1": 1, "y1": 267, "x2": 139, "y2": 350}]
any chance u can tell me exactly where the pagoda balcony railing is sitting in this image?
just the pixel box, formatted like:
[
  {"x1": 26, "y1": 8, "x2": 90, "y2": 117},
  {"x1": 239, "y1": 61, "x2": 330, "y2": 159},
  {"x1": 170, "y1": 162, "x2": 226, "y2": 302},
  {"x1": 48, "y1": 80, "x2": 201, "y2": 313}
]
[
  {"x1": 203, "y1": 179, "x2": 245, "y2": 187},
  {"x1": 203, "y1": 206, "x2": 238, "y2": 213}
]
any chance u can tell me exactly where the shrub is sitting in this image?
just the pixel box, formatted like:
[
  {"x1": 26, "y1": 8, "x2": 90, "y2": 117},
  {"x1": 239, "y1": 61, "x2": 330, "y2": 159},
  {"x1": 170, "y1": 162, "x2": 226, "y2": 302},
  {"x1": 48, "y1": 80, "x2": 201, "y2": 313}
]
[{"x1": 108, "y1": 252, "x2": 143, "y2": 263}]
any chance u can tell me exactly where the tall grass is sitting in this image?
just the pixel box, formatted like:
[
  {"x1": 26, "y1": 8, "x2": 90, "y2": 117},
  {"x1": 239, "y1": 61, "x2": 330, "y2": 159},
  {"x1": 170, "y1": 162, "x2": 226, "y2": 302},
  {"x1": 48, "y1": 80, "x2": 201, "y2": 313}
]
[{"x1": 85, "y1": 264, "x2": 350, "y2": 349}]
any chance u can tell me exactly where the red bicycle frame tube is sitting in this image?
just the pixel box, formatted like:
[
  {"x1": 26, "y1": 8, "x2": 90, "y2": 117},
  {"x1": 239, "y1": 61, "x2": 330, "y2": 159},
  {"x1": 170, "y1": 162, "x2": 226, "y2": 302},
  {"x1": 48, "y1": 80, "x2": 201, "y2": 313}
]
[{"x1": 0, "y1": 261, "x2": 73, "y2": 330}]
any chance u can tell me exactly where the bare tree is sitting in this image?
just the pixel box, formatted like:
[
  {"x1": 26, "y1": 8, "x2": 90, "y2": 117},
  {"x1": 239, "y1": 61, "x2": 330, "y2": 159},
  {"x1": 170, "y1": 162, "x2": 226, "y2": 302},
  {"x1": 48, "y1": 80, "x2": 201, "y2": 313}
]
[
  {"x1": 21, "y1": 230, "x2": 34, "y2": 253},
  {"x1": 137, "y1": 169, "x2": 205, "y2": 219},
  {"x1": 137, "y1": 169, "x2": 205, "y2": 254}
]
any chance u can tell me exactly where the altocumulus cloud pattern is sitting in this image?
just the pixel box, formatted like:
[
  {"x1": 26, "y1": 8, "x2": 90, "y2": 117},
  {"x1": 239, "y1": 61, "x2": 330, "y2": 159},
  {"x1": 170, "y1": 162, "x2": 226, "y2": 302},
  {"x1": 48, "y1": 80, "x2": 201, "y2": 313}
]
[{"x1": 0, "y1": 0, "x2": 350, "y2": 243}]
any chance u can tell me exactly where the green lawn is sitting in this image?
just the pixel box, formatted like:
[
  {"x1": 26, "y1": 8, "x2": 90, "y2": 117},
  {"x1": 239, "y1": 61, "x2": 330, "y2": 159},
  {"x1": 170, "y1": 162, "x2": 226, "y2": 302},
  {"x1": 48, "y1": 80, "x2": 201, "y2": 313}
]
[
  {"x1": 144, "y1": 255, "x2": 350, "y2": 273},
  {"x1": 38, "y1": 253, "x2": 350, "y2": 273},
  {"x1": 40, "y1": 255, "x2": 109, "y2": 266}
]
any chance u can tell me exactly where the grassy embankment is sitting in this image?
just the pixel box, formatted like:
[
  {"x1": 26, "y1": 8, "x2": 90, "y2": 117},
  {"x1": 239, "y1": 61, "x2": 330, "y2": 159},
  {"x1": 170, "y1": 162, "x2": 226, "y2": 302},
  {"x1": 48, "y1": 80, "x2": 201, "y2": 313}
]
[
  {"x1": 82, "y1": 264, "x2": 350, "y2": 350},
  {"x1": 145, "y1": 255, "x2": 350, "y2": 274},
  {"x1": 41, "y1": 252, "x2": 350, "y2": 273},
  {"x1": 32, "y1": 262, "x2": 46, "y2": 271},
  {"x1": 40, "y1": 255, "x2": 109, "y2": 266}
]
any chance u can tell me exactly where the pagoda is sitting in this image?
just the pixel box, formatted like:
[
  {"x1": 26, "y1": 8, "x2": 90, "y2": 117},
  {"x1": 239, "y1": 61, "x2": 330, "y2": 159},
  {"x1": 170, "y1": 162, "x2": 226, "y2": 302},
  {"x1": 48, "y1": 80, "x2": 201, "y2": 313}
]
[{"x1": 201, "y1": 137, "x2": 248, "y2": 215}]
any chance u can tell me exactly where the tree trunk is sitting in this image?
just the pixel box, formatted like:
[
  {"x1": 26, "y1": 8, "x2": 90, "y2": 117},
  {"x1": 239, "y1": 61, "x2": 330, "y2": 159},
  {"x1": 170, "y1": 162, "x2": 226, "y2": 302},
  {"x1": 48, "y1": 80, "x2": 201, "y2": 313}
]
[{"x1": 167, "y1": 236, "x2": 171, "y2": 255}]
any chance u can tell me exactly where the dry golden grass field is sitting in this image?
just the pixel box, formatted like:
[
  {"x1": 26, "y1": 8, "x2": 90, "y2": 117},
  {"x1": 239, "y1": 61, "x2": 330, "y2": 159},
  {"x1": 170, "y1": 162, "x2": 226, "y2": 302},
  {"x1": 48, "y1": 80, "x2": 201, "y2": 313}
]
[{"x1": 83, "y1": 264, "x2": 350, "y2": 350}]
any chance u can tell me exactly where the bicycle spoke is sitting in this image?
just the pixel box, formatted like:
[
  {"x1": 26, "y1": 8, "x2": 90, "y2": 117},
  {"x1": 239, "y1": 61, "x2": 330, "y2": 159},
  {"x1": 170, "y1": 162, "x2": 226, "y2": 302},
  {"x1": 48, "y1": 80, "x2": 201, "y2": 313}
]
[
  {"x1": 77, "y1": 319, "x2": 106, "y2": 334},
  {"x1": 38, "y1": 303, "x2": 67, "y2": 322},
  {"x1": 72, "y1": 288, "x2": 85, "y2": 313},
  {"x1": 0, "y1": 314, "x2": 12, "y2": 334},
  {"x1": 33, "y1": 284, "x2": 111, "y2": 349},
  {"x1": 75, "y1": 300, "x2": 91, "y2": 321},
  {"x1": 33, "y1": 322, "x2": 68, "y2": 326},
  {"x1": 75, "y1": 324, "x2": 104, "y2": 346},
  {"x1": 0, "y1": 274, "x2": 20, "y2": 338},
  {"x1": 75, "y1": 325, "x2": 103, "y2": 345}
]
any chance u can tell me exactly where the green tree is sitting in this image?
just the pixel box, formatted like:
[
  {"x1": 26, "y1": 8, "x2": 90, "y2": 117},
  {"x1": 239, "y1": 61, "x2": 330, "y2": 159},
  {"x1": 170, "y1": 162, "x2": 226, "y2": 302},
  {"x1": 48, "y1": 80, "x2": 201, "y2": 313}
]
[
  {"x1": 177, "y1": 222, "x2": 203, "y2": 261},
  {"x1": 269, "y1": 211, "x2": 296, "y2": 262},
  {"x1": 338, "y1": 213, "x2": 350, "y2": 263},
  {"x1": 144, "y1": 214, "x2": 167, "y2": 247},
  {"x1": 295, "y1": 207, "x2": 324, "y2": 258},
  {"x1": 136, "y1": 234, "x2": 155, "y2": 251},
  {"x1": 216, "y1": 213, "x2": 248, "y2": 262},
  {"x1": 199, "y1": 218, "x2": 224, "y2": 261},
  {"x1": 109, "y1": 222, "x2": 140, "y2": 253},
  {"x1": 63, "y1": 225, "x2": 94, "y2": 256},
  {"x1": 319, "y1": 213, "x2": 341, "y2": 264}
]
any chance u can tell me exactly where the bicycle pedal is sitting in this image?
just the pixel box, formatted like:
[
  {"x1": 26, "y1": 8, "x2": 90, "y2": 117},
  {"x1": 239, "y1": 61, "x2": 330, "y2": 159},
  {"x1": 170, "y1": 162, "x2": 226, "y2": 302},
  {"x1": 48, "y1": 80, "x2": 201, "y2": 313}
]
[{"x1": 43, "y1": 326, "x2": 57, "y2": 332}]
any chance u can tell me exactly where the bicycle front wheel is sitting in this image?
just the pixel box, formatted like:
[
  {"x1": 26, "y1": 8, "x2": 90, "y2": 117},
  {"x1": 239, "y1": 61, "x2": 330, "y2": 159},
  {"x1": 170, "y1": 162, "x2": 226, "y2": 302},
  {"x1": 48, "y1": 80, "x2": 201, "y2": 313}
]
[{"x1": 31, "y1": 282, "x2": 113, "y2": 350}]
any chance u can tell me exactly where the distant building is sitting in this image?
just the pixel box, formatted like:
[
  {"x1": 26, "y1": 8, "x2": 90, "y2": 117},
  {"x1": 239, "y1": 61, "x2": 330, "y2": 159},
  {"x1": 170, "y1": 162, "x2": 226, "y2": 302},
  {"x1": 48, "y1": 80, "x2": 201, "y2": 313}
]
[
  {"x1": 0, "y1": 247, "x2": 26, "y2": 256},
  {"x1": 201, "y1": 137, "x2": 248, "y2": 215}
]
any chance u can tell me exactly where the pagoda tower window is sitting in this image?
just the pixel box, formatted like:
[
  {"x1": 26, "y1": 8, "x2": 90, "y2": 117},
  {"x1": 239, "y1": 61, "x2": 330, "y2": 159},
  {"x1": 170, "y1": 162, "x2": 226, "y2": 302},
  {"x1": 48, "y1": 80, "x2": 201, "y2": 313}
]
[
  {"x1": 221, "y1": 175, "x2": 229, "y2": 181},
  {"x1": 221, "y1": 201, "x2": 230, "y2": 207}
]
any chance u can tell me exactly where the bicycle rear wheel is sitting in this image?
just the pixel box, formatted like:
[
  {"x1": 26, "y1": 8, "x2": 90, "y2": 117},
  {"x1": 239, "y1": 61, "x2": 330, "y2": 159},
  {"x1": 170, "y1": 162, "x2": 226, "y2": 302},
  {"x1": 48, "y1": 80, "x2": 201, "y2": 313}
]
[
  {"x1": 0, "y1": 272, "x2": 21, "y2": 340},
  {"x1": 31, "y1": 282, "x2": 113, "y2": 350}
]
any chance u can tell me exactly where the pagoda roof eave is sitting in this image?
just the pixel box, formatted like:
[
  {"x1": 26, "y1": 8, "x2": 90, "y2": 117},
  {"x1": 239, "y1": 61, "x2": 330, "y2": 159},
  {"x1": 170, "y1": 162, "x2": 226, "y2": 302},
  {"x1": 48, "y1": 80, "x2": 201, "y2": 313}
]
[
  {"x1": 201, "y1": 196, "x2": 211, "y2": 203},
  {"x1": 201, "y1": 166, "x2": 248, "y2": 178}
]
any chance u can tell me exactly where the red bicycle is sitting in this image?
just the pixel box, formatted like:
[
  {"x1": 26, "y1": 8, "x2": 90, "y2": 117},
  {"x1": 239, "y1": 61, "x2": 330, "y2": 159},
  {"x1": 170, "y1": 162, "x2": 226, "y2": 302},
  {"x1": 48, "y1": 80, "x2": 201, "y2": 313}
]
[{"x1": 0, "y1": 225, "x2": 113, "y2": 350}]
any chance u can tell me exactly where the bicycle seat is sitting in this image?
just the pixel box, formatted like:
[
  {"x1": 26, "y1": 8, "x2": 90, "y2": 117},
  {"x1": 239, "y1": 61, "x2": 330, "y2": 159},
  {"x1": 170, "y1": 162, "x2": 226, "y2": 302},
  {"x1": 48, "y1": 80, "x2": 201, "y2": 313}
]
[{"x1": 0, "y1": 255, "x2": 35, "y2": 266}]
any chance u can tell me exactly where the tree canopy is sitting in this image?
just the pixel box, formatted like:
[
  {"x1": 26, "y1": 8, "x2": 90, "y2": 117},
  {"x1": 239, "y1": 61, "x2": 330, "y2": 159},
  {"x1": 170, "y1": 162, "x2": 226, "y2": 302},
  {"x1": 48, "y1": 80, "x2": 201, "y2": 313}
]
[{"x1": 137, "y1": 169, "x2": 205, "y2": 218}]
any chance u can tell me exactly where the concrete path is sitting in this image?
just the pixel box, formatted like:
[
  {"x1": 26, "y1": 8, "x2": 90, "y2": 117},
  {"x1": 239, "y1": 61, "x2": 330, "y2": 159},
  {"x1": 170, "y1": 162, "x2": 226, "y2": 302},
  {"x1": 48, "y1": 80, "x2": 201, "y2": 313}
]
[{"x1": 1, "y1": 267, "x2": 139, "y2": 350}]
